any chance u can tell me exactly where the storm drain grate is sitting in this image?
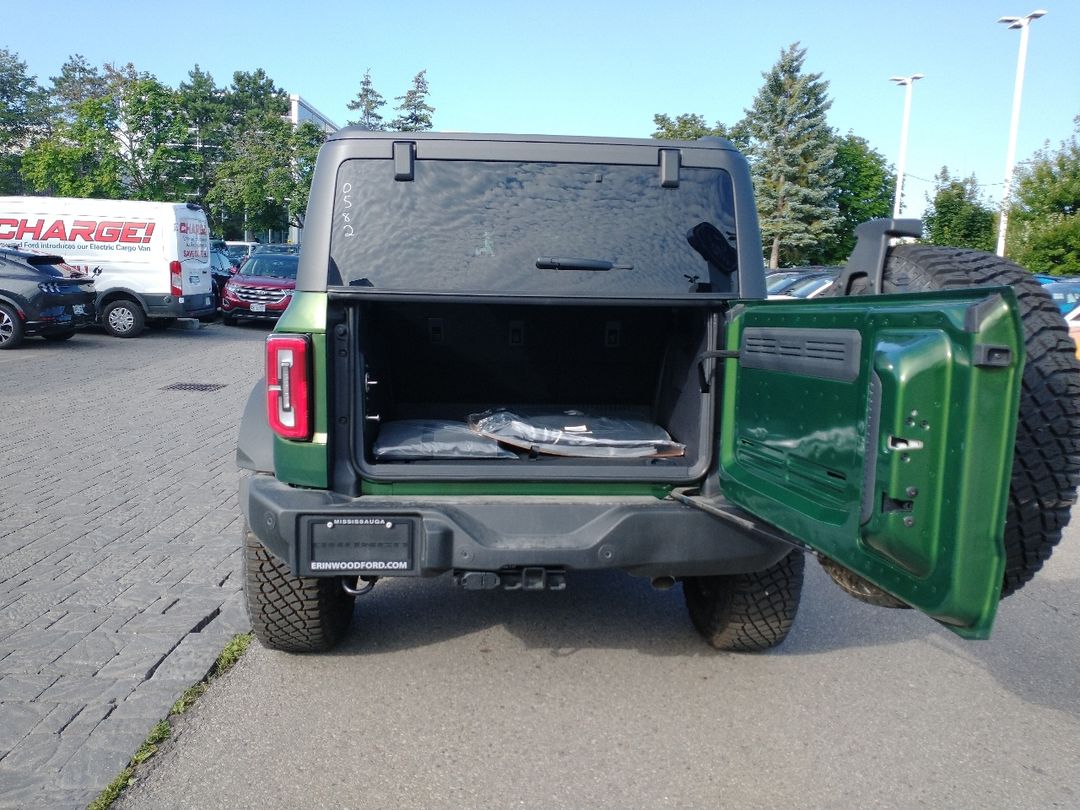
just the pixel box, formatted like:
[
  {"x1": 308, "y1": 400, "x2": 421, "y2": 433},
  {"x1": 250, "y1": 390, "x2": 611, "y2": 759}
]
[{"x1": 162, "y1": 383, "x2": 227, "y2": 392}]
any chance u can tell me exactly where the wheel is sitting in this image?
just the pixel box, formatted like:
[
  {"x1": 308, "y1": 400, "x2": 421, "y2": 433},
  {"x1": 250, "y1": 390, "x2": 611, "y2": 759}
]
[
  {"x1": 243, "y1": 522, "x2": 355, "y2": 652},
  {"x1": 822, "y1": 245, "x2": 1080, "y2": 600},
  {"x1": 683, "y1": 550, "x2": 805, "y2": 652},
  {"x1": 102, "y1": 299, "x2": 146, "y2": 338},
  {"x1": 0, "y1": 303, "x2": 24, "y2": 349},
  {"x1": 42, "y1": 330, "x2": 77, "y2": 342},
  {"x1": 222, "y1": 314, "x2": 238, "y2": 326}
]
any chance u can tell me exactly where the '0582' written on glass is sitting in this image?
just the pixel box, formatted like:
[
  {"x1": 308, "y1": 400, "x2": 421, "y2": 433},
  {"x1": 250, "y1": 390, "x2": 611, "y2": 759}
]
[{"x1": 340, "y1": 183, "x2": 354, "y2": 237}]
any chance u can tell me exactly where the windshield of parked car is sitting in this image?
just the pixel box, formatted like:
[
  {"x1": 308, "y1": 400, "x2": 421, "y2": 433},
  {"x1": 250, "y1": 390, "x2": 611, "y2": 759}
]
[
  {"x1": 240, "y1": 255, "x2": 299, "y2": 280},
  {"x1": 329, "y1": 159, "x2": 739, "y2": 295}
]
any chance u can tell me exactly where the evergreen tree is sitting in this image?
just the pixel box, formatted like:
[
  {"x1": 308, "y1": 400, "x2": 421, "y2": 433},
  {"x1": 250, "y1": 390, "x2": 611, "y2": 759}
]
[
  {"x1": 742, "y1": 43, "x2": 841, "y2": 268},
  {"x1": 176, "y1": 66, "x2": 231, "y2": 210},
  {"x1": 389, "y1": 70, "x2": 434, "y2": 132},
  {"x1": 49, "y1": 54, "x2": 107, "y2": 122},
  {"x1": 1006, "y1": 118, "x2": 1080, "y2": 275},
  {"x1": 346, "y1": 69, "x2": 386, "y2": 130},
  {"x1": 924, "y1": 167, "x2": 995, "y2": 251},
  {"x1": 228, "y1": 68, "x2": 289, "y2": 121}
]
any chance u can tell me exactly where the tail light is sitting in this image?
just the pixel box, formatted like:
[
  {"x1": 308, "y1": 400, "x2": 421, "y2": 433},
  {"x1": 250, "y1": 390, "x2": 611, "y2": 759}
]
[
  {"x1": 169, "y1": 260, "x2": 183, "y2": 297},
  {"x1": 266, "y1": 334, "x2": 312, "y2": 440}
]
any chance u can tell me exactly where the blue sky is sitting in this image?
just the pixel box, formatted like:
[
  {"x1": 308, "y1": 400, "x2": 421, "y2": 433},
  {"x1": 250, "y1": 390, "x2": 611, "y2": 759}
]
[{"x1": 5, "y1": 1, "x2": 1079, "y2": 217}]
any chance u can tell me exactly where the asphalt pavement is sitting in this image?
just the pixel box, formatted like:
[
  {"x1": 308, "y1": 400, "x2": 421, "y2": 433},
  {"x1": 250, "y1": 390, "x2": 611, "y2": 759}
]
[
  {"x1": 0, "y1": 321, "x2": 264, "y2": 809},
  {"x1": 2, "y1": 319, "x2": 1078, "y2": 810},
  {"x1": 118, "y1": 525, "x2": 1080, "y2": 808}
]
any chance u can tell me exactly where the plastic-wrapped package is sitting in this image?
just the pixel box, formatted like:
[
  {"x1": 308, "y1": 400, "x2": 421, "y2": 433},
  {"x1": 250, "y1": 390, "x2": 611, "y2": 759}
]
[
  {"x1": 373, "y1": 420, "x2": 518, "y2": 460},
  {"x1": 469, "y1": 409, "x2": 685, "y2": 458}
]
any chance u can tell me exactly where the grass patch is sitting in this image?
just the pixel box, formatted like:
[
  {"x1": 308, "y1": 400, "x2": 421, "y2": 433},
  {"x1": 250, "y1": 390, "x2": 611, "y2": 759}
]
[{"x1": 88, "y1": 632, "x2": 253, "y2": 810}]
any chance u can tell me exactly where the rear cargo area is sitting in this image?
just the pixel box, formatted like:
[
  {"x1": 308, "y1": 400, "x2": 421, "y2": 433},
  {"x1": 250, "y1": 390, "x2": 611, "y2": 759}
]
[{"x1": 344, "y1": 297, "x2": 724, "y2": 482}]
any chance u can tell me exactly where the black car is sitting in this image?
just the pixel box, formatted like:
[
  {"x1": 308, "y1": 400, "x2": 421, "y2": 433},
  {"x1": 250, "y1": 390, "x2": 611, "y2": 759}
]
[
  {"x1": 0, "y1": 249, "x2": 97, "y2": 349},
  {"x1": 209, "y1": 249, "x2": 235, "y2": 310}
]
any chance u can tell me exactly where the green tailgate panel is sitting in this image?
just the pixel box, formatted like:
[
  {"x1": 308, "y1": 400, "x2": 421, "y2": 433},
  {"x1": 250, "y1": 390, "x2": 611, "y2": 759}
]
[{"x1": 720, "y1": 288, "x2": 1023, "y2": 638}]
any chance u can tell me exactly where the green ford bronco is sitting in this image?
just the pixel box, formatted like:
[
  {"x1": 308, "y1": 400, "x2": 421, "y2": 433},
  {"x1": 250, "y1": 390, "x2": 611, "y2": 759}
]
[{"x1": 237, "y1": 130, "x2": 1080, "y2": 652}]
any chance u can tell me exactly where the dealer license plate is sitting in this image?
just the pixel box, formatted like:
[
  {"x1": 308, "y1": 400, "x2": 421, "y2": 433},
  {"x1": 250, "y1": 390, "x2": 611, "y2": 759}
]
[{"x1": 250, "y1": 303, "x2": 266, "y2": 313}]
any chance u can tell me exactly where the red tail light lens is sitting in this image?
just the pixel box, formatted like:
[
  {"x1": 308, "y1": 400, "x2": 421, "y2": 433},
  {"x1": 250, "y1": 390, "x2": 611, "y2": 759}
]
[
  {"x1": 266, "y1": 334, "x2": 312, "y2": 441},
  {"x1": 169, "y1": 260, "x2": 183, "y2": 298}
]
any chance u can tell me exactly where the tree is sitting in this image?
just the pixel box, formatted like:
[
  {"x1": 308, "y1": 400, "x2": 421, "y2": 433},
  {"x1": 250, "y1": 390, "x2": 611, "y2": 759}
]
[
  {"x1": 49, "y1": 54, "x2": 107, "y2": 122},
  {"x1": 346, "y1": 69, "x2": 386, "y2": 130},
  {"x1": 208, "y1": 119, "x2": 326, "y2": 235},
  {"x1": 742, "y1": 43, "x2": 841, "y2": 268},
  {"x1": 1006, "y1": 118, "x2": 1080, "y2": 275},
  {"x1": 924, "y1": 167, "x2": 995, "y2": 251},
  {"x1": 808, "y1": 132, "x2": 895, "y2": 264},
  {"x1": 103, "y1": 64, "x2": 187, "y2": 199},
  {"x1": 21, "y1": 96, "x2": 123, "y2": 197},
  {"x1": 228, "y1": 69, "x2": 289, "y2": 121},
  {"x1": 389, "y1": 70, "x2": 434, "y2": 132},
  {"x1": 176, "y1": 65, "x2": 231, "y2": 209},
  {"x1": 652, "y1": 112, "x2": 749, "y2": 150},
  {"x1": 0, "y1": 48, "x2": 47, "y2": 194}
]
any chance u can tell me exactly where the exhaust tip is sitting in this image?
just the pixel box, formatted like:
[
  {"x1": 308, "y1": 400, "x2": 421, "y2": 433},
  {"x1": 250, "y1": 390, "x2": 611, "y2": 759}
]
[{"x1": 651, "y1": 575, "x2": 677, "y2": 591}]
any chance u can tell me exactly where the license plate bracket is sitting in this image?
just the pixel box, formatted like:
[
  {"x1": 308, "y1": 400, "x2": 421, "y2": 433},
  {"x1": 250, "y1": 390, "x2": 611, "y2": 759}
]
[
  {"x1": 305, "y1": 515, "x2": 416, "y2": 574},
  {"x1": 250, "y1": 303, "x2": 266, "y2": 313}
]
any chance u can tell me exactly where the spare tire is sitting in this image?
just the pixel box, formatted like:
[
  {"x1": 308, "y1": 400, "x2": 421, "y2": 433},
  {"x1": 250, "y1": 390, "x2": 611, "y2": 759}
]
[{"x1": 824, "y1": 245, "x2": 1080, "y2": 599}]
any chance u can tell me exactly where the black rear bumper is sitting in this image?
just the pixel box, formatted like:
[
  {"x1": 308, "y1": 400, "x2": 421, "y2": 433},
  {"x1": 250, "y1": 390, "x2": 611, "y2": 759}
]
[{"x1": 242, "y1": 473, "x2": 794, "y2": 579}]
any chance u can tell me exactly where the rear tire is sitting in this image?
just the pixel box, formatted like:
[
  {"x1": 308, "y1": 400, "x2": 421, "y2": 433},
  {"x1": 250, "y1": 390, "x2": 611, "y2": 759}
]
[
  {"x1": 683, "y1": 550, "x2": 804, "y2": 652},
  {"x1": 0, "y1": 303, "x2": 23, "y2": 349},
  {"x1": 243, "y1": 523, "x2": 355, "y2": 652},
  {"x1": 823, "y1": 245, "x2": 1080, "y2": 600},
  {"x1": 102, "y1": 299, "x2": 146, "y2": 338}
]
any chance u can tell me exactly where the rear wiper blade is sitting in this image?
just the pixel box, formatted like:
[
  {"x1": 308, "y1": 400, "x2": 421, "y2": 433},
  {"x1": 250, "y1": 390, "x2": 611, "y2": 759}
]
[{"x1": 536, "y1": 256, "x2": 632, "y2": 271}]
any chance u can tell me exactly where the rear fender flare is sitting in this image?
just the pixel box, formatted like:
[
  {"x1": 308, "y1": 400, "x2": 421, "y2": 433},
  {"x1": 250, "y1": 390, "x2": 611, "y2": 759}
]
[{"x1": 237, "y1": 380, "x2": 274, "y2": 473}]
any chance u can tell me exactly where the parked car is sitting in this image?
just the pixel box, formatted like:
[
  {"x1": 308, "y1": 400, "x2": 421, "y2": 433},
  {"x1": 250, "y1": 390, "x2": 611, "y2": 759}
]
[
  {"x1": 1063, "y1": 303, "x2": 1080, "y2": 359},
  {"x1": 251, "y1": 243, "x2": 300, "y2": 256},
  {"x1": 220, "y1": 253, "x2": 297, "y2": 325},
  {"x1": 767, "y1": 269, "x2": 838, "y2": 299},
  {"x1": 209, "y1": 249, "x2": 234, "y2": 309},
  {"x1": 0, "y1": 248, "x2": 97, "y2": 349},
  {"x1": 225, "y1": 241, "x2": 260, "y2": 268},
  {"x1": 782, "y1": 271, "x2": 838, "y2": 299},
  {"x1": 1041, "y1": 281, "x2": 1080, "y2": 314}
]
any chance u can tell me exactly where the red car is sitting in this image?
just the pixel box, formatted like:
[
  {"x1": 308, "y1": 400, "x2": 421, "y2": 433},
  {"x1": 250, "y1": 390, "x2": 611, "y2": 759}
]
[{"x1": 220, "y1": 253, "x2": 297, "y2": 325}]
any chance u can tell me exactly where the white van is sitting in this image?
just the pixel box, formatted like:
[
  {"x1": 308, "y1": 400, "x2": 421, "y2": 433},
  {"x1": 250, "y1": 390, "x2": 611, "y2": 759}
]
[{"x1": 0, "y1": 197, "x2": 215, "y2": 337}]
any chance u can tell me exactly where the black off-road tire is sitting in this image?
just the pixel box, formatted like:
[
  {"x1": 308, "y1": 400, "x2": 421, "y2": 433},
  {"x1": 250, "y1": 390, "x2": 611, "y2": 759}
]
[
  {"x1": 823, "y1": 245, "x2": 1080, "y2": 600},
  {"x1": 683, "y1": 550, "x2": 805, "y2": 652},
  {"x1": 102, "y1": 299, "x2": 146, "y2": 338},
  {"x1": 0, "y1": 303, "x2": 24, "y2": 349},
  {"x1": 243, "y1": 523, "x2": 356, "y2": 652}
]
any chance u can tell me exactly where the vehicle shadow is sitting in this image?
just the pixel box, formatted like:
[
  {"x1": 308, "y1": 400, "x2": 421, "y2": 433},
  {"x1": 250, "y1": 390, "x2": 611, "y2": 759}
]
[
  {"x1": 327, "y1": 558, "x2": 1080, "y2": 719},
  {"x1": 330, "y1": 562, "x2": 933, "y2": 660}
]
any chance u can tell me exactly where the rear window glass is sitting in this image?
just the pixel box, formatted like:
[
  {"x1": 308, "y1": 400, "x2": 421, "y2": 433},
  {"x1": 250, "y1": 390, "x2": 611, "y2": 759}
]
[{"x1": 329, "y1": 159, "x2": 738, "y2": 295}]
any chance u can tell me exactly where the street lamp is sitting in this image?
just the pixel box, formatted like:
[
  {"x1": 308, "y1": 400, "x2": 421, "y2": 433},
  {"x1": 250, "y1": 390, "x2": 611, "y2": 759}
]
[
  {"x1": 996, "y1": 9, "x2": 1047, "y2": 258},
  {"x1": 889, "y1": 73, "x2": 924, "y2": 219}
]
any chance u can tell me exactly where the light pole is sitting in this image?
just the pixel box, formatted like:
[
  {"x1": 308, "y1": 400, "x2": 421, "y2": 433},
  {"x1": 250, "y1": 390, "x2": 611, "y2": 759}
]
[
  {"x1": 996, "y1": 9, "x2": 1047, "y2": 257},
  {"x1": 889, "y1": 73, "x2": 924, "y2": 219}
]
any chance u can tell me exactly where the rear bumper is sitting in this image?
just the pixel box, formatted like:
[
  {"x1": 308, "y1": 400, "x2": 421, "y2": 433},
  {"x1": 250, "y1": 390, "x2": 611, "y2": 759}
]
[
  {"x1": 241, "y1": 473, "x2": 793, "y2": 579},
  {"x1": 25, "y1": 302, "x2": 96, "y2": 335},
  {"x1": 143, "y1": 293, "x2": 216, "y2": 318}
]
